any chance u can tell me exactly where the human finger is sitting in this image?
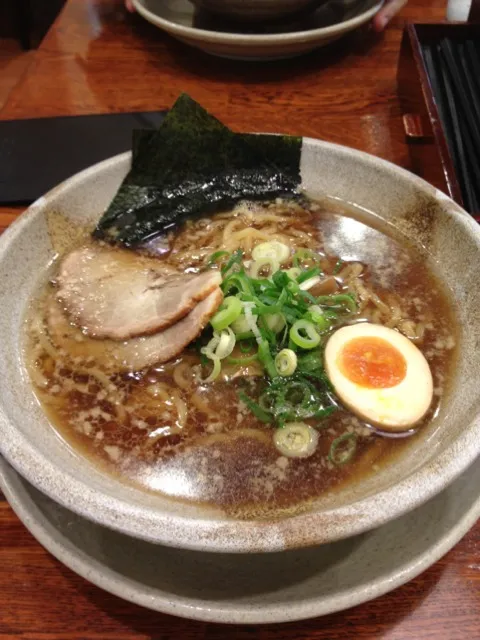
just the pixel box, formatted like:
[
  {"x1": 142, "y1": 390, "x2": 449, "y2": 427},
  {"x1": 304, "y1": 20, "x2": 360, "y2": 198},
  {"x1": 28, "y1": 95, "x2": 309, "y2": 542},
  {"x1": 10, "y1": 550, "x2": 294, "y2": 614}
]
[{"x1": 372, "y1": 0, "x2": 408, "y2": 32}]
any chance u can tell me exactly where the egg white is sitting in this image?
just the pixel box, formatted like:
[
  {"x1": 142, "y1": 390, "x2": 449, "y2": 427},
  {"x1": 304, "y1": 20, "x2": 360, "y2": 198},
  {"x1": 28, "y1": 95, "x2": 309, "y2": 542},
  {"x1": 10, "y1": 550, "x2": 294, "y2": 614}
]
[{"x1": 325, "y1": 323, "x2": 433, "y2": 431}]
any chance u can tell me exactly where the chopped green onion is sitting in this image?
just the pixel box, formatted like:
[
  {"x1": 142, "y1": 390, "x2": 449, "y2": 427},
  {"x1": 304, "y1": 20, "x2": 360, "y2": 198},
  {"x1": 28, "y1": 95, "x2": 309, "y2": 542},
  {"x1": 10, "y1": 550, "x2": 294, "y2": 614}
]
[
  {"x1": 231, "y1": 313, "x2": 250, "y2": 335},
  {"x1": 284, "y1": 267, "x2": 302, "y2": 281},
  {"x1": 300, "y1": 276, "x2": 322, "y2": 291},
  {"x1": 306, "y1": 306, "x2": 331, "y2": 333},
  {"x1": 279, "y1": 321, "x2": 289, "y2": 348},
  {"x1": 287, "y1": 280, "x2": 301, "y2": 295},
  {"x1": 272, "y1": 270, "x2": 292, "y2": 289},
  {"x1": 227, "y1": 353, "x2": 258, "y2": 365},
  {"x1": 238, "y1": 391, "x2": 272, "y2": 423},
  {"x1": 257, "y1": 317, "x2": 277, "y2": 345},
  {"x1": 221, "y1": 249, "x2": 244, "y2": 275},
  {"x1": 296, "y1": 353, "x2": 333, "y2": 389},
  {"x1": 299, "y1": 289, "x2": 318, "y2": 305},
  {"x1": 264, "y1": 313, "x2": 286, "y2": 334},
  {"x1": 215, "y1": 328, "x2": 236, "y2": 359},
  {"x1": 201, "y1": 356, "x2": 221, "y2": 383},
  {"x1": 199, "y1": 244, "x2": 346, "y2": 424},
  {"x1": 273, "y1": 422, "x2": 319, "y2": 458},
  {"x1": 252, "y1": 241, "x2": 290, "y2": 264},
  {"x1": 201, "y1": 333, "x2": 220, "y2": 356},
  {"x1": 329, "y1": 432, "x2": 357, "y2": 465},
  {"x1": 290, "y1": 320, "x2": 321, "y2": 350},
  {"x1": 222, "y1": 272, "x2": 253, "y2": 296},
  {"x1": 243, "y1": 301, "x2": 263, "y2": 343},
  {"x1": 293, "y1": 248, "x2": 322, "y2": 269},
  {"x1": 207, "y1": 250, "x2": 229, "y2": 266},
  {"x1": 275, "y1": 349, "x2": 297, "y2": 377},
  {"x1": 288, "y1": 337, "x2": 298, "y2": 352},
  {"x1": 210, "y1": 296, "x2": 242, "y2": 332},
  {"x1": 239, "y1": 338, "x2": 255, "y2": 353},
  {"x1": 257, "y1": 340, "x2": 278, "y2": 379},
  {"x1": 295, "y1": 350, "x2": 323, "y2": 373},
  {"x1": 259, "y1": 375, "x2": 335, "y2": 426},
  {"x1": 308, "y1": 304, "x2": 323, "y2": 314},
  {"x1": 317, "y1": 294, "x2": 357, "y2": 313},
  {"x1": 234, "y1": 330, "x2": 255, "y2": 341},
  {"x1": 254, "y1": 302, "x2": 284, "y2": 317},
  {"x1": 281, "y1": 380, "x2": 312, "y2": 406},
  {"x1": 201, "y1": 328, "x2": 236, "y2": 360},
  {"x1": 261, "y1": 380, "x2": 334, "y2": 425},
  {"x1": 250, "y1": 256, "x2": 280, "y2": 279},
  {"x1": 297, "y1": 266, "x2": 321, "y2": 284},
  {"x1": 309, "y1": 405, "x2": 337, "y2": 420},
  {"x1": 324, "y1": 309, "x2": 338, "y2": 323}
]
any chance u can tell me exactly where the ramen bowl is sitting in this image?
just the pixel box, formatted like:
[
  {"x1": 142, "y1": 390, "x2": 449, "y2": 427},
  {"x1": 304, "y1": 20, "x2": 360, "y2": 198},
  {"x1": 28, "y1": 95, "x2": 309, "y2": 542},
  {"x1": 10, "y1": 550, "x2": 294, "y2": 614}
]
[
  {"x1": 190, "y1": 0, "x2": 324, "y2": 22},
  {"x1": 1, "y1": 138, "x2": 480, "y2": 553}
]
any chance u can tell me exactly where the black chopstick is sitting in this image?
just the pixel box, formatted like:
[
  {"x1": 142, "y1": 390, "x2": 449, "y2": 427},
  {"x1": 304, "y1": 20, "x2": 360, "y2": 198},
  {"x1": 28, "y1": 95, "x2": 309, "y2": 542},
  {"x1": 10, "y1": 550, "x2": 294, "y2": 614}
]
[
  {"x1": 464, "y1": 40, "x2": 480, "y2": 98},
  {"x1": 439, "y1": 38, "x2": 480, "y2": 161},
  {"x1": 436, "y1": 45, "x2": 478, "y2": 213},
  {"x1": 457, "y1": 43, "x2": 480, "y2": 157},
  {"x1": 420, "y1": 36, "x2": 480, "y2": 215},
  {"x1": 440, "y1": 42, "x2": 480, "y2": 177},
  {"x1": 422, "y1": 45, "x2": 467, "y2": 197}
]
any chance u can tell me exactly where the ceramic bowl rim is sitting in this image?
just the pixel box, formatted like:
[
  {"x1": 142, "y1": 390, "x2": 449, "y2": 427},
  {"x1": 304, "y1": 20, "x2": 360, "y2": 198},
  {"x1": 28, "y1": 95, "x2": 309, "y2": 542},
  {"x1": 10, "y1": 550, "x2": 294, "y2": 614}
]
[
  {"x1": 1, "y1": 454, "x2": 479, "y2": 624},
  {"x1": 132, "y1": 0, "x2": 384, "y2": 45},
  {"x1": 1, "y1": 138, "x2": 480, "y2": 553}
]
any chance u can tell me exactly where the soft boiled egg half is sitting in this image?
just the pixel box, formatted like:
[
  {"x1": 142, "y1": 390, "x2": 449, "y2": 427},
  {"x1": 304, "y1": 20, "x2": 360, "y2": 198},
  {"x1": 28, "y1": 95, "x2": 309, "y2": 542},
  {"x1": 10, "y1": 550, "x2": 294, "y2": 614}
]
[{"x1": 325, "y1": 322, "x2": 433, "y2": 431}]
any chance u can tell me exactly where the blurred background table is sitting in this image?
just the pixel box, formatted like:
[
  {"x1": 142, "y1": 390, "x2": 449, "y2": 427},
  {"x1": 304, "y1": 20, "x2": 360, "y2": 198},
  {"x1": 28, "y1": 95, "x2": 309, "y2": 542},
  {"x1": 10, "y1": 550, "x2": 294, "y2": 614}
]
[{"x1": 0, "y1": 0, "x2": 479, "y2": 637}]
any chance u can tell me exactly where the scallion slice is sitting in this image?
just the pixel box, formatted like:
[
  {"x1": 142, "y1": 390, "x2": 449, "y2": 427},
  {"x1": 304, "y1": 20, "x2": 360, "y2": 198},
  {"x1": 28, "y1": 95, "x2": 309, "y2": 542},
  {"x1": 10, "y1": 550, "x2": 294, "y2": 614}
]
[
  {"x1": 215, "y1": 328, "x2": 236, "y2": 359},
  {"x1": 306, "y1": 305, "x2": 331, "y2": 333},
  {"x1": 201, "y1": 356, "x2": 221, "y2": 383},
  {"x1": 231, "y1": 313, "x2": 250, "y2": 335},
  {"x1": 239, "y1": 337, "x2": 255, "y2": 353},
  {"x1": 273, "y1": 422, "x2": 319, "y2": 458},
  {"x1": 257, "y1": 339, "x2": 278, "y2": 379},
  {"x1": 297, "y1": 266, "x2": 321, "y2": 284},
  {"x1": 238, "y1": 391, "x2": 272, "y2": 423},
  {"x1": 252, "y1": 241, "x2": 290, "y2": 264},
  {"x1": 207, "y1": 250, "x2": 229, "y2": 266},
  {"x1": 227, "y1": 353, "x2": 258, "y2": 365},
  {"x1": 317, "y1": 294, "x2": 357, "y2": 313},
  {"x1": 221, "y1": 249, "x2": 244, "y2": 275},
  {"x1": 329, "y1": 432, "x2": 357, "y2": 465},
  {"x1": 275, "y1": 349, "x2": 297, "y2": 377},
  {"x1": 201, "y1": 328, "x2": 236, "y2": 360},
  {"x1": 264, "y1": 312, "x2": 286, "y2": 333},
  {"x1": 293, "y1": 248, "x2": 322, "y2": 269},
  {"x1": 210, "y1": 296, "x2": 242, "y2": 332},
  {"x1": 290, "y1": 320, "x2": 321, "y2": 350},
  {"x1": 284, "y1": 267, "x2": 302, "y2": 281},
  {"x1": 299, "y1": 276, "x2": 322, "y2": 291},
  {"x1": 250, "y1": 256, "x2": 281, "y2": 279},
  {"x1": 222, "y1": 271, "x2": 254, "y2": 296}
]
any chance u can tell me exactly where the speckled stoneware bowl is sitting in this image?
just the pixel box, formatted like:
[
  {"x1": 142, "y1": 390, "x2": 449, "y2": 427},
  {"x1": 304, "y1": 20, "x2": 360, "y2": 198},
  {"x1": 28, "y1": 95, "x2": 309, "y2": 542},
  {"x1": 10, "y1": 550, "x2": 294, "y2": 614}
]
[
  {"x1": 189, "y1": 0, "x2": 323, "y2": 22},
  {"x1": 1, "y1": 455, "x2": 479, "y2": 622},
  {"x1": 132, "y1": 0, "x2": 383, "y2": 60},
  {"x1": 1, "y1": 138, "x2": 480, "y2": 553}
]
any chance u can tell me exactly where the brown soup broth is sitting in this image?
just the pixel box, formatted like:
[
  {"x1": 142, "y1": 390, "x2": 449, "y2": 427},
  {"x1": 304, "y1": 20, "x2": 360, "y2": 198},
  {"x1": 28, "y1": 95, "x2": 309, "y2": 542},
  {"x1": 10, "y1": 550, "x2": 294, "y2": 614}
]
[{"x1": 25, "y1": 199, "x2": 458, "y2": 519}]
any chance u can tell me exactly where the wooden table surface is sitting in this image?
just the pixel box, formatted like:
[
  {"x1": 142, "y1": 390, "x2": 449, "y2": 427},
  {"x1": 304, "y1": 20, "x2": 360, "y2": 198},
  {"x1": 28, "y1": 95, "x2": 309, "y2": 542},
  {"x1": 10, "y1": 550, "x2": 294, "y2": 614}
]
[{"x1": 1, "y1": 0, "x2": 479, "y2": 637}]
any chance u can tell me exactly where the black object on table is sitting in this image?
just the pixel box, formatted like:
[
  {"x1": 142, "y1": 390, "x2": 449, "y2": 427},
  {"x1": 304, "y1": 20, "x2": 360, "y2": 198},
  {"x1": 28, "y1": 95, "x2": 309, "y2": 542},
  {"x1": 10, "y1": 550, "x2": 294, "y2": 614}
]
[
  {"x1": 421, "y1": 37, "x2": 480, "y2": 214},
  {"x1": 0, "y1": 111, "x2": 166, "y2": 205}
]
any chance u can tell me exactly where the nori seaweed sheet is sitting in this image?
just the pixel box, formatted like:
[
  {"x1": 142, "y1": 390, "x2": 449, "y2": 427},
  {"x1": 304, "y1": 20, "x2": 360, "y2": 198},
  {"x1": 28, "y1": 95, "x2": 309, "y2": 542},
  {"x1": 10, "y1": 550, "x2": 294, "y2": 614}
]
[{"x1": 93, "y1": 94, "x2": 302, "y2": 247}]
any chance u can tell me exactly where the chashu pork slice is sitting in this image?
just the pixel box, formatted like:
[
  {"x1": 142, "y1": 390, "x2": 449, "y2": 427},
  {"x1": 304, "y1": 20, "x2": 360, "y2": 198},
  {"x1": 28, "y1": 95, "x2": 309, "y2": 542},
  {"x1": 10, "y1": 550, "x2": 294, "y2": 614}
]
[
  {"x1": 46, "y1": 289, "x2": 223, "y2": 373},
  {"x1": 55, "y1": 244, "x2": 222, "y2": 340}
]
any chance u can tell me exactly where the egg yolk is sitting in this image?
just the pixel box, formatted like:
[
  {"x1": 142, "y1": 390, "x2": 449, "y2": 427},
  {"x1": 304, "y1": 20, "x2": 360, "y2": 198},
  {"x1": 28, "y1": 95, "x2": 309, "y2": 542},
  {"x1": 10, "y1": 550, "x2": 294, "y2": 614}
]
[{"x1": 338, "y1": 336, "x2": 407, "y2": 389}]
